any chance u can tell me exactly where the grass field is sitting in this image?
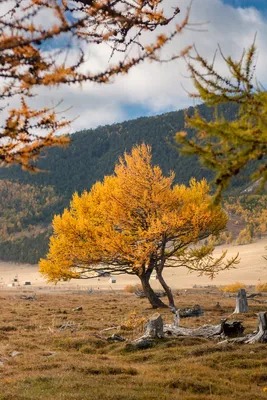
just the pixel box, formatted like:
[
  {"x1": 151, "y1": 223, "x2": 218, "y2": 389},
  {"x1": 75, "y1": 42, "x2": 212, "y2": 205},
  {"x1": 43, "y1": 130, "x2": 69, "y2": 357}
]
[{"x1": 1, "y1": 289, "x2": 267, "y2": 400}]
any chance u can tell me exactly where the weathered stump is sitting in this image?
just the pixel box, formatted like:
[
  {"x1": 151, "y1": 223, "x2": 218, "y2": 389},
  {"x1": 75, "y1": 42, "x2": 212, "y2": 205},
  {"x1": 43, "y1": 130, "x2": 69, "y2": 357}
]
[
  {"x1": 220, "y1": 319, "x2": 245, "y2": 337},
  {"x1": 234, "y1": 289, "x2": 248, "y2": 313},
  {"x1": 219, "y1": 312, "x2": 267, "y2": 345},
  {"x1": 144, "y1": 313, "x2": 164, "y2": 338},
  {"x1": 245, "y1": 312, "x2": 267, "y2": 344},
  {"x1": 129, "y1": 313, "x2": 163, "y2": 349}
]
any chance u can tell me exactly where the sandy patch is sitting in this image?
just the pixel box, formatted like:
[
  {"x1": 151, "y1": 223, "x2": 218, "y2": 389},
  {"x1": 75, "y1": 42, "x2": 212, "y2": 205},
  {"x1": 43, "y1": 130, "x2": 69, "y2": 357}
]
[{"x1": 0, "y1": 238, "x2": 267, "y2": 291}]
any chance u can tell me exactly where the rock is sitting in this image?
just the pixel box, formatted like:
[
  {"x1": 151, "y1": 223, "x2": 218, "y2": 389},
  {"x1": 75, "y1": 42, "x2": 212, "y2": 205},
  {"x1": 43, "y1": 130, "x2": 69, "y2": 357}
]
[
  {"x1": 20, "y1": 295, "x2": 36, "y2": 301},
  {"x1": 11, "y1": 351, "x2": 22, "y2": 358},
  {"x1": 107, "y1": 334, "x2": 125, "y2": 342},
  {"x1": 126, "y1": 338, "x2": 154, "y2": 350},
  {"x1": 42, "y1": 352, "x2": 56, "y2": 358},
  {"x1": 72, "y1": 306, "x2": 83, "y2": 311}
]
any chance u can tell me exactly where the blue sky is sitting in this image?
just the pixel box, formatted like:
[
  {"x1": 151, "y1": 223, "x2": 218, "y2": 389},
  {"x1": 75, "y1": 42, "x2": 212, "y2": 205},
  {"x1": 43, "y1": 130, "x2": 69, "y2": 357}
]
[
  {"x1": 3, "y1": 0, "x2": 267, "y2": 131},
  {"x1": 124, "y1": 0, "x2": 267, "y2": 121},
  {"x1": 222, "y1": 0, "x2": 267, "y2": 11}
]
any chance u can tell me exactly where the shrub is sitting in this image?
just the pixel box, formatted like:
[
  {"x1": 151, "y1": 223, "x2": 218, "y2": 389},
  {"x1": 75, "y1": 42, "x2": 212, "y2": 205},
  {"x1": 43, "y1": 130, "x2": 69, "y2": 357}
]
[
  {"x1": 221, "y1": 282, "x2": 246, "y2": 293},
  {"x1": 121, "y1": 311, "x2": 146, "y2": 330},
  {"x1": 123, "y1": 284, "x2": 142, "y2": 293},
  {"x1": 235, "y1": 228, "x2": 253, "y2": 245},
  {"x1": 256, "y1": 282, "x2": 267, "y2": 292}
]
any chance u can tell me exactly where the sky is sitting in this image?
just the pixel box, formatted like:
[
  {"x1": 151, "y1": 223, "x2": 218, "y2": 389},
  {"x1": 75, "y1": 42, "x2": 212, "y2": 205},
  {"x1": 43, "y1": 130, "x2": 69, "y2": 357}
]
[{"x1": 3, "y1": 0, "x2": 267, "y2": 133}]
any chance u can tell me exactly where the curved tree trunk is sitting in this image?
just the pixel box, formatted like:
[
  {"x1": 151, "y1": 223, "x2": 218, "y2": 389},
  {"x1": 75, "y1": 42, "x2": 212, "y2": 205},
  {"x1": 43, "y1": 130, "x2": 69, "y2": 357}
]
[
  {"x1": 139, "y1": 274, "x2": 167, "y2": 308},
  {"x1": 157, "y1": 271, "x2": 176, "y2": 309}
]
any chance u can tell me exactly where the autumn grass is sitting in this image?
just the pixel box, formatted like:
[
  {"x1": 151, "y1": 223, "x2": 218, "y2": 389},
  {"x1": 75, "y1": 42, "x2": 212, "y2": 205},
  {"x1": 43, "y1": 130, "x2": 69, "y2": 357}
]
[{"x1": 1, "y1": 289, "x2": 267, "y2": 400}]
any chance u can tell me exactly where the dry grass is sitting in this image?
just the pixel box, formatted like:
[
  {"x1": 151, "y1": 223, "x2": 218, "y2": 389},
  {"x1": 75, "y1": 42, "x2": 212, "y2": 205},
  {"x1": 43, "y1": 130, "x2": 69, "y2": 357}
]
[{"x1": 0, "y1": 288, "x2": 267, "y2": 399}]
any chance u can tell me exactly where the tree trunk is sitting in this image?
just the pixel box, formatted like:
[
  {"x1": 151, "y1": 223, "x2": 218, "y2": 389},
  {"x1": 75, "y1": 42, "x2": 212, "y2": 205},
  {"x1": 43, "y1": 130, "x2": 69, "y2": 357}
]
[
  {"x1": 139, "y1": 274, "x2": 167, "y2": 308},
  {"x1": 157, "y1": 271, "x2": 176, "y2": 308},
  {"x1": 234, "y1": 288, "x2": 248, "y2": 313}
]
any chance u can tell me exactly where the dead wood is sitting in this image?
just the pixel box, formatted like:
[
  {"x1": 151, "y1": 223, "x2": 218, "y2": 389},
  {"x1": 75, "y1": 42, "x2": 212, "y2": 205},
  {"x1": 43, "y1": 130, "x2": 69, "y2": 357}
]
[
  {"x1": 128, "y1": 313, "x2": 164, "y2": 349},
  {"x1": 219, "y1": 312, "x2": 267, "y2": 345},
  {"x1": 179, "y1": 304, "x2": 204, "y2": 318},
  {"x1": 247, "y1": 293, "x2": 262, "y2": 299},
  {"x1": 234, "y1": 289, "x2": 248, "y2": 314}
]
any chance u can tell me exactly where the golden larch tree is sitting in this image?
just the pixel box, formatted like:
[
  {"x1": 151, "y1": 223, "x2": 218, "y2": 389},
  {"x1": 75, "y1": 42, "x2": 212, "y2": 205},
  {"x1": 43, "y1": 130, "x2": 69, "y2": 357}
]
[{"x1": 40, "y1": 144, "x2": 238, "y2": 308}]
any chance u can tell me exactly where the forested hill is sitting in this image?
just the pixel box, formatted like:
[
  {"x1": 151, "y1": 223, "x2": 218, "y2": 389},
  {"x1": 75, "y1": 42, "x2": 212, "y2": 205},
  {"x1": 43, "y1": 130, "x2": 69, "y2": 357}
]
[
  {"x1": 0, "y1": 102, "x2": 240, "y2": 201},
  {"x1": 0, "y1": 102, "x2": 246, "y2": 265}
]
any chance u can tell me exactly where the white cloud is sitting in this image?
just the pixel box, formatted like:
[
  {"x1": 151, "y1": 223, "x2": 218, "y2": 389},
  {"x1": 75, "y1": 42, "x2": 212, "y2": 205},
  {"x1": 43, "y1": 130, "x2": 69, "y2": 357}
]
[{"x1": 1, "y1": 0, "x2": 267, "y2": 132}]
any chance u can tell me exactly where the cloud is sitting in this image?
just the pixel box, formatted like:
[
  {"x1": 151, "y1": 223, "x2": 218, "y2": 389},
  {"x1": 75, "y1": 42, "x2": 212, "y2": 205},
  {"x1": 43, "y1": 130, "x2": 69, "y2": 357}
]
[{"x1": 1, "y1": 0, "x2": 267, "y2": 132}]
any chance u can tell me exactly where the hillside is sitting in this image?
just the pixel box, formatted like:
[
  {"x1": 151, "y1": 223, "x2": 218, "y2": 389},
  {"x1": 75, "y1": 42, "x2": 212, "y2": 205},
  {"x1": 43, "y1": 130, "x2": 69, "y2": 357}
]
[
  {"x1": 0, "y1": 102, "x2": 256, "y2": 264},
  {"x1": 0, "y1": 103, "x2": 241, "y2": 198}
]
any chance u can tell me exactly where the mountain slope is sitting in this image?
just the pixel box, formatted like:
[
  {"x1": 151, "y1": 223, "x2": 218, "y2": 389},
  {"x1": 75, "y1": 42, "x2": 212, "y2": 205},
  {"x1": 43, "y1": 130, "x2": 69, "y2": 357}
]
[
  {"x1": 0, "y1": 102, "x2": 245, "y2": 264},
  {"x1": 0, "y1": 103, "x2": 240, "y2": 200}
]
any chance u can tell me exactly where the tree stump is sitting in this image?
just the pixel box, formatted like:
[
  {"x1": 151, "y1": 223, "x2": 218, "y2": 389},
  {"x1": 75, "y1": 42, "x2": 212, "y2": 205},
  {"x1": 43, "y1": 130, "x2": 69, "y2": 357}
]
[
  {"x1": 220, "y1": 319, "x2": 245, "y2": 337},
  {"x1": 245, "y1": 312, "x2": 267, "y2": 344},
  {"x1": 128, "y1": 313, "x2": 164, "y2": 350},
  {"x1": 144, "y1": 313, "x2": 164, "y2": 338},
  {"x1": 234, "y1": 289, "x2": 248, "y2": 313}
]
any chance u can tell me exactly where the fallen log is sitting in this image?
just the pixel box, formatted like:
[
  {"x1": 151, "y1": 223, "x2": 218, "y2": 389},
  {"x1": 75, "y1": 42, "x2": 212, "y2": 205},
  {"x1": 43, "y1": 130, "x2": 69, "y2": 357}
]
[
  {"x1": 128, "y1": 314, "x2": 245, "y2": 350},
  {"x1": 164, "y1": 323, "x2": 222, "y2": 338}
]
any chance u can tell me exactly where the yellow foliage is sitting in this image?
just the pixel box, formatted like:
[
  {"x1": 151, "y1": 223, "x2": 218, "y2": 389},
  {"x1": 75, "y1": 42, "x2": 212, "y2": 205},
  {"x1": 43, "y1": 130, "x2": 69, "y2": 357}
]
[
  {"x1": 121, "y1": 312, "x2": 146, "y2": 330},
  {"x1": 40, "y1": 144, "x2": 238, "y2": 286},
  {"x1": 256, "y1": 282, "x2": 267, "y2": 293},
  {"x1": 221, "y1": 282, "x2": 246, "y2": 293},
  {"x1": 235, "y1": 228, "x2": 253, "y2": 245}
]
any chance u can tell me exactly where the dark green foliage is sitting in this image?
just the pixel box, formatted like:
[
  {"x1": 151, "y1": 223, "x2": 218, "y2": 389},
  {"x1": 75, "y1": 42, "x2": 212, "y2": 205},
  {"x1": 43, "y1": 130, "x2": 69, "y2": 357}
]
[
  {"x1": 0, "y1": 230, "x2": 51, "y2": 264},
  {"x1": 176, "y1": 43, "x2": 267, "y2": 202}
]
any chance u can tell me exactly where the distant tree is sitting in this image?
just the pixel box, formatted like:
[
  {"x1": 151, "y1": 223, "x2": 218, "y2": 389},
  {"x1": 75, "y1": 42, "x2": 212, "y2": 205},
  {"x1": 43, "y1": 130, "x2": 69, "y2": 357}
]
[
  {"x1": 176, "y1": 42, "x2": 267, "y2": 202},
  {"x1": 40, "y1": 144, "x2": 238, "y2": 308},
  {"x1": 0, "y1": 0, "x2": 190, "y2": 171}
]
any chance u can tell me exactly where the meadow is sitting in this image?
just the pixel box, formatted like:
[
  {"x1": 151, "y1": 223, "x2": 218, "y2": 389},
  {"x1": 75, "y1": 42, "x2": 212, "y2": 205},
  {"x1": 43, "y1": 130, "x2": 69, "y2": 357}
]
[{"x1": 1, "y1": 288, "x2": 267, "y2": 400}]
